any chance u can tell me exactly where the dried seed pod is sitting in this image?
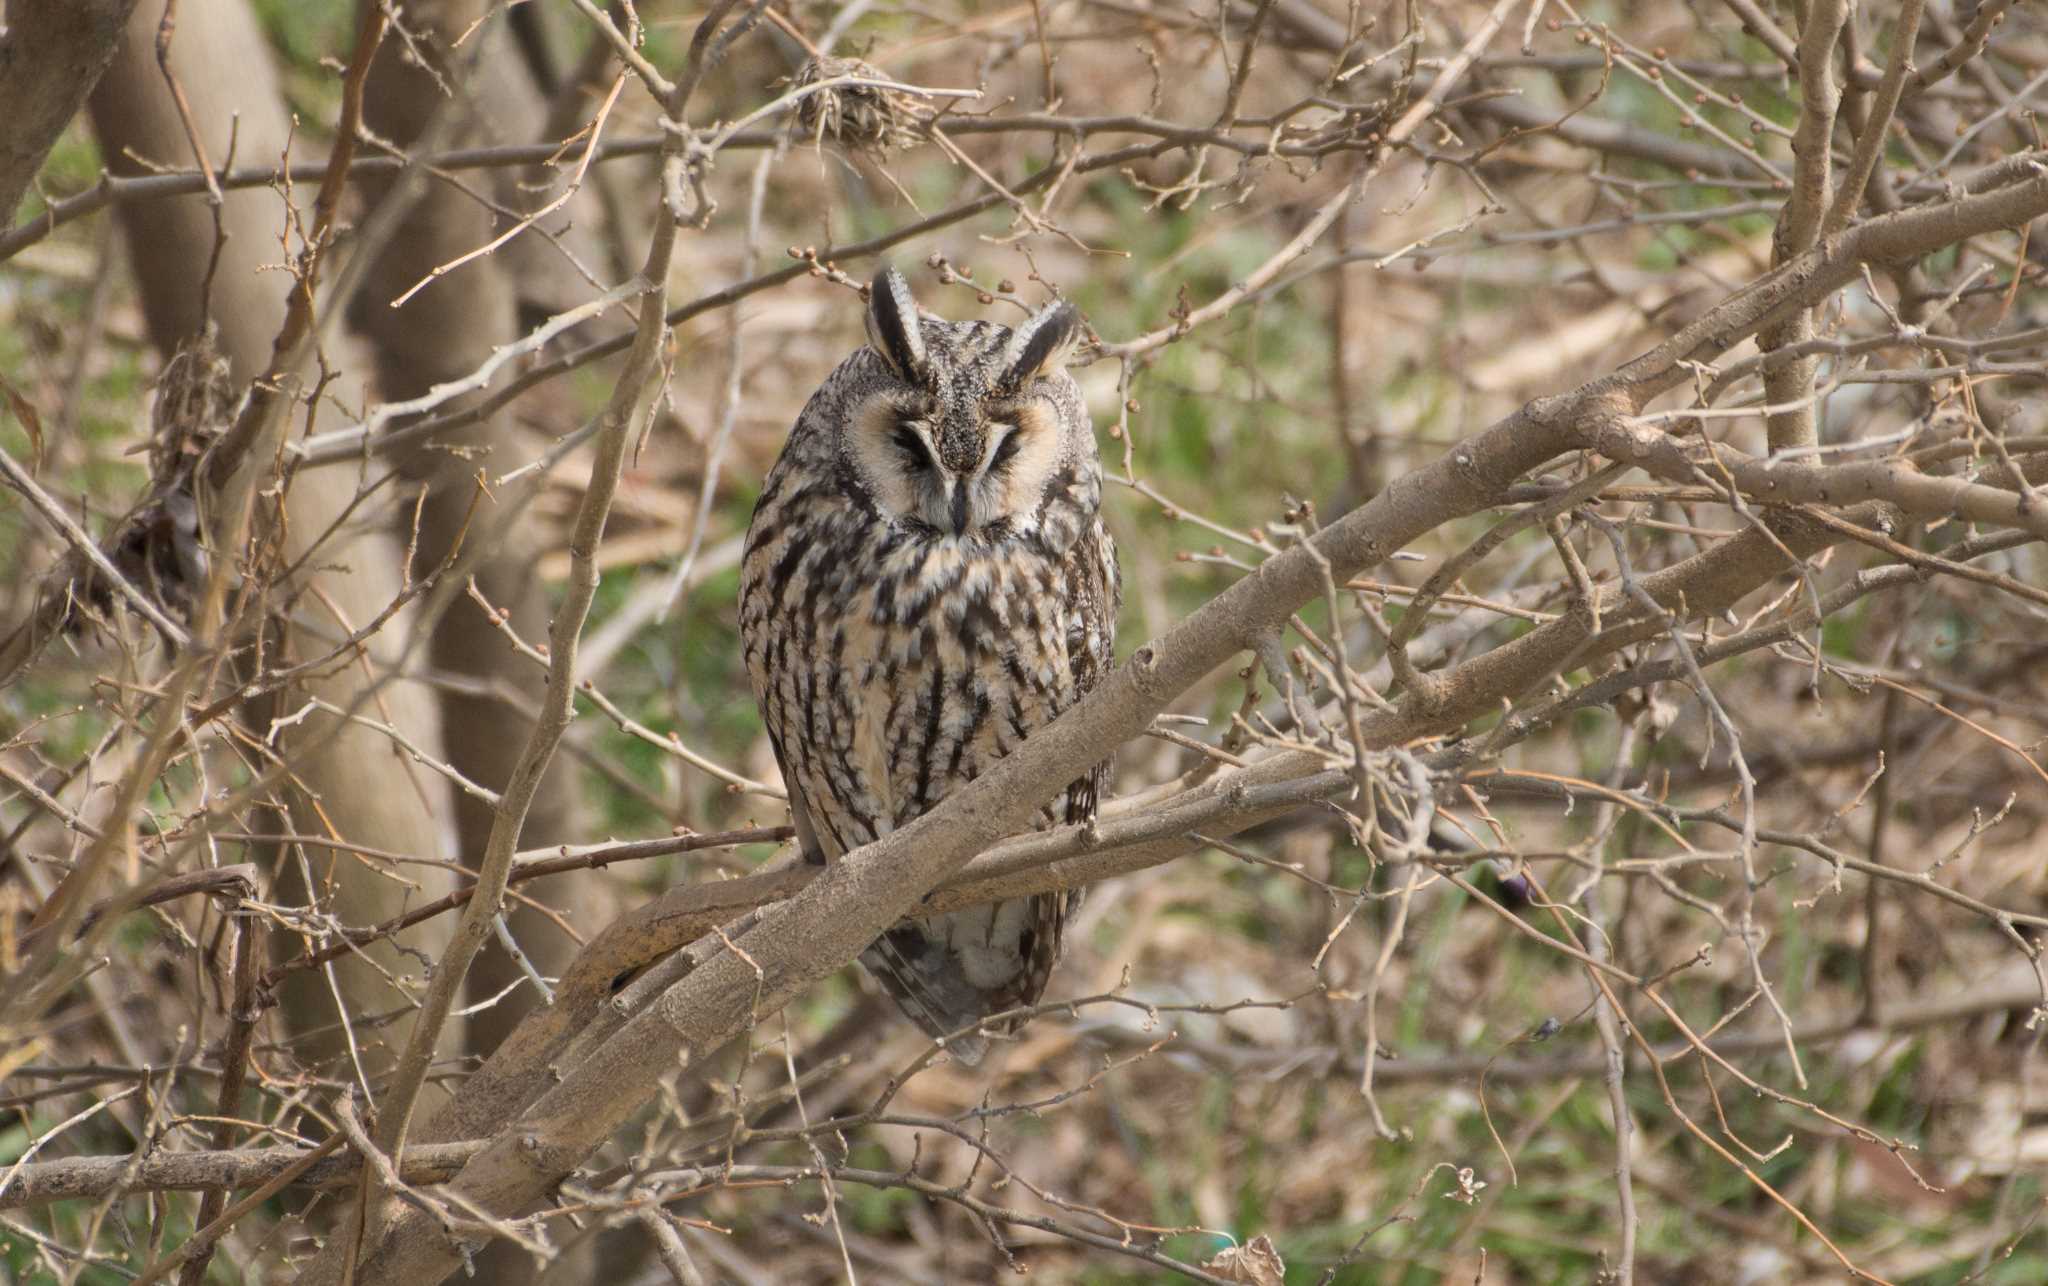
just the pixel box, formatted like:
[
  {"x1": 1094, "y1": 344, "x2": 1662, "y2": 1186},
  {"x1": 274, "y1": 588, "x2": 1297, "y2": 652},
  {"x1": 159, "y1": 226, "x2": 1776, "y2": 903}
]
[
  {"x1": 79, "y1": 335, "x2": 230, "y2": 643},
  {"x1": 791, "y1": 56, "x2": 919, "y2": 153}
]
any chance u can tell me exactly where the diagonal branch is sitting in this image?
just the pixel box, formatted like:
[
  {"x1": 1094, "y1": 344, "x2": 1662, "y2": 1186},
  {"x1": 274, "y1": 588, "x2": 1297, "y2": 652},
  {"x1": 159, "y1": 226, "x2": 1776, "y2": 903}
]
[
  {"x1": 0, "y1": 0, "x2": 141, "y2": 220},
  {"x1": 309, "y1": 132, "x2": 2048, "y2": 1284}
]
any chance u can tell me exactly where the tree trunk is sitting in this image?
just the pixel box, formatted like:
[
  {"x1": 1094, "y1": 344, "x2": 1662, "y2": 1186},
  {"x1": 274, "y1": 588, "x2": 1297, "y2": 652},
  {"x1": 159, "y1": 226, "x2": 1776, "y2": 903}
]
[
  {"x1": 0, "y1": 0, "x2": 140, "y2": 221},
  {"x1": 88, "y1": 0, "x2": 460, "y2": 1081},
  {"x1": 345, "y1": 0, "x2": 605, "y2": 1066}
]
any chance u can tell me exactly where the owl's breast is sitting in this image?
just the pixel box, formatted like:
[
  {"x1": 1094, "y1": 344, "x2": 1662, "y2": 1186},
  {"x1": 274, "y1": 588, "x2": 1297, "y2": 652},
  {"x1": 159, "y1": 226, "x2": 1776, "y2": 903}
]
[
  {"x1": 843, "y1": 531, "x2": 1072, "y2": 826},
  {"x1": 742, "y1": 483, "x2": 1088, "y2": 857}
]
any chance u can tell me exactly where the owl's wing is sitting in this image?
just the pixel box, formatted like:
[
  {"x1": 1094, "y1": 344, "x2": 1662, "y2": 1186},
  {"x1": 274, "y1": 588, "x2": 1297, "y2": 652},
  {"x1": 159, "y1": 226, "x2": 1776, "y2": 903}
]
[
  {"x1": 1060, "y1": 519, "x2": 1122, "y2": 826},
  {"x1": 762, "y1": 726, "x2": 828, "y2": 865},
  {"x1": 784, "y1": 772, "x2": 828, "y2": 866}
]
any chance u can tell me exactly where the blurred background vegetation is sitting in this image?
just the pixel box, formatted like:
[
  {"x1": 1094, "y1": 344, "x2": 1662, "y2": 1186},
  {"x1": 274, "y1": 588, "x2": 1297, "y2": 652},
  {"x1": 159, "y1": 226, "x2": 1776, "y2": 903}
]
[{"x1": 6, "y1": 0, "x2": 2048, "y2": 1282}]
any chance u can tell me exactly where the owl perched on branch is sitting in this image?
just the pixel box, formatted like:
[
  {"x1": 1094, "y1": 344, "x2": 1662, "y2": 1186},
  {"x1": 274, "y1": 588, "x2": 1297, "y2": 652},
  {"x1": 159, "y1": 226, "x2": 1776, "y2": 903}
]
[{"x1": 739, "y1": 268, "x2": 1120, "y2": 1064}]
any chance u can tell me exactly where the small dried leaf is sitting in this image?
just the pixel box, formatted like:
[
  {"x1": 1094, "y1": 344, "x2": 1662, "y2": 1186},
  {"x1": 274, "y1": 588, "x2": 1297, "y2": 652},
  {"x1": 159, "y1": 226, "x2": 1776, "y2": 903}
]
[
  {"x1": 1202, "y1": 1233, "x2": 1285, "y2": 1286},
  {"x1": 0, "y1": 370, "x2": 46, "y2": 470}
]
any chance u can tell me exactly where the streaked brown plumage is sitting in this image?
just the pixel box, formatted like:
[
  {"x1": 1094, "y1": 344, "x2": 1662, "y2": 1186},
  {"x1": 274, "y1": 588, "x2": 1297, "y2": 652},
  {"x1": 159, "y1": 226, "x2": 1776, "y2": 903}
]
[{"x1": 738, "y1": 268, "x2": 1119, "y2": 1063}]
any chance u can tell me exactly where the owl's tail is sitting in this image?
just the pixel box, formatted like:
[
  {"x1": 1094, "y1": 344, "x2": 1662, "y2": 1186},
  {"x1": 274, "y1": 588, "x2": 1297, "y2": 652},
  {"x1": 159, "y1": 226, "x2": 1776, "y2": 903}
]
[{"x1": 859, "y1": 892, "x2": 1073, "y2": 1067}]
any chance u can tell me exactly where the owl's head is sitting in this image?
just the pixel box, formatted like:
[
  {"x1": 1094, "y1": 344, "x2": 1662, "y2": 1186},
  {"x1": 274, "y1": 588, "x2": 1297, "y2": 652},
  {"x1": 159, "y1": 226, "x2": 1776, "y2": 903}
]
[{"x1": 842, "y1": 268, "x2": 1092, "y2": 539}]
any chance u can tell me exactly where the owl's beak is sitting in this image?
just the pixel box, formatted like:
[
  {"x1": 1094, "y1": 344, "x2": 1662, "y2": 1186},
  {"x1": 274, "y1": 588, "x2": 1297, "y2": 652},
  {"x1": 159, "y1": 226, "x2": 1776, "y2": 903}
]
[{"x1": 949, "y1": 479, "x2": 971, "y2": 535}]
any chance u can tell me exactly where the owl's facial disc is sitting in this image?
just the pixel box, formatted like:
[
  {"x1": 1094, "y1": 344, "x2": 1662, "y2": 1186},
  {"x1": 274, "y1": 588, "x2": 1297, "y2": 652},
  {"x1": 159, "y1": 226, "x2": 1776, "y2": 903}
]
[
  {"x1": 847, "y1": 272, "x2": 1083, "y2": 539},
  {"x1": 850, "y1": 395, "x2": 1059, "y2": 537}
]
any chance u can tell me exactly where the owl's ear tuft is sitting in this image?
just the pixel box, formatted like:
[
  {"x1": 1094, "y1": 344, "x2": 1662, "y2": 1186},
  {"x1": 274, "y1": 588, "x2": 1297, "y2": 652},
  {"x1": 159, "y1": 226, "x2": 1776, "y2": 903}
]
[
  {"x1": 997, "y1": 299, "x2": 1083, "y2": 390},
  {"x1": 865, "y1": 268, "x2": 929, "y2": 381}
]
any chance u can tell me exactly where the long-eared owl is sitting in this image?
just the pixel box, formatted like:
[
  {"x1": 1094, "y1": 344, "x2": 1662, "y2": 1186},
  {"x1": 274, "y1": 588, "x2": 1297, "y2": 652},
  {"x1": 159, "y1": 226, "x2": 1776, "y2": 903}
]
[{"x1": 738, "y1": 268, "x2": 1120, "y2": 1064}]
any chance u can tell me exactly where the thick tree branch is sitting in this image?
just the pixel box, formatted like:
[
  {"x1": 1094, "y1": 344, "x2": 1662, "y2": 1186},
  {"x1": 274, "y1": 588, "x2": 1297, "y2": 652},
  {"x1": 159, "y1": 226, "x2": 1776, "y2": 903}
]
[{"x1": 0, "y1": 0, "x2": 141, "y2": 221}]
